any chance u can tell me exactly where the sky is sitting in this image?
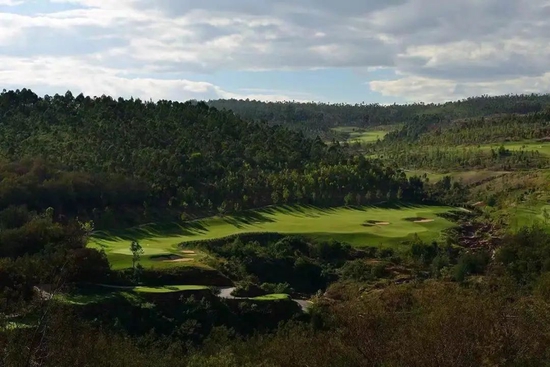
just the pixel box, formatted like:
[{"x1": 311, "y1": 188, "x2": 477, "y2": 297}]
[{"x1": 0, "y1": 0, "x2": 549, "y2": 104}]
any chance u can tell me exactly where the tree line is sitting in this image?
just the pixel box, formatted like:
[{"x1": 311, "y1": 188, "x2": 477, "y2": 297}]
[
  {"x1": 208, "y1": 94, "x2": 550, "y2": 137},
  {"x1": 0, "y1": 89, "x2": 439, "y2": 228}
]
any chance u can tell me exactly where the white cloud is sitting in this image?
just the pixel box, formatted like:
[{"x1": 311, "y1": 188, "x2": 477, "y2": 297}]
[
  {"x1": 0, "y1": 0, "x2": 23, "y2": 5},
  {"x1": 0, "y1": 55, "x2": 311, "y2": 101},
  {"x1": 0, "y1": 0, "x2": 549, "y2": 102}
]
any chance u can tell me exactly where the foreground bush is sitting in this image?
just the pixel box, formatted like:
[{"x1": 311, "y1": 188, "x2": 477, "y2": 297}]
[{"x1": 3, "y1": 281, "x2": 550, "y2": 367}]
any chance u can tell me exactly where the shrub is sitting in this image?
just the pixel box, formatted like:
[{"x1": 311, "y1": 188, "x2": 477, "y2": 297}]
[
  {"x1": 340, "y1": 260, "x2": 374, "y2": 282},
  {"x1": 451, "y1": 251, "x2": 490, "y2": 282},
  {"x1": 260, "y1": 282, "x2": 294, "y2": 294},
  {"x1": 371, "y1": 263, "x2": 389, "y2": 279},
  {"x1": 231, "y1": 282, "x2": 266, "y2": 297},
  {"x1": 376, "y1": 248, "x2": 395, "y2": 259}
]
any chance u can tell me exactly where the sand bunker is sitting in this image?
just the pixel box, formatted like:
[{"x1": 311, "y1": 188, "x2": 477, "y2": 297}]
[
  {"x1": 404, "y1": 217, "x2": 435, "y2": 223},
  {"x1": 164, "y1": 258, "x2": 193, "y2": 263},
  {"x1": 150, "y1": 254, "x2": 193, "y2": 262},
  {"x1": 181, "y1": 250, "x2": 196, "y2": 255},
  {"x1": 362, "y1": 220, "x2": 390, "y2": 226}
]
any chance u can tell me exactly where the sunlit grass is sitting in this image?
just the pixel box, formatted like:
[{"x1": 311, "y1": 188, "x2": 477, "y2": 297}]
[
  {"x1": 251, "y1": 294, "x2": 291, "y2": 301},
  {"x1": 89, "y1": 204, "x2": 456, "y2": 270}
]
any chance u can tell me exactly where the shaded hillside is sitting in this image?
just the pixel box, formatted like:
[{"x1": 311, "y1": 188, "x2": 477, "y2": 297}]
[
  {"x1": 208, "y1": 94, "x2": 550, "y2": 136},
  {"x1": 0, "y1": 89, "x2": 426, "y2": 227}
]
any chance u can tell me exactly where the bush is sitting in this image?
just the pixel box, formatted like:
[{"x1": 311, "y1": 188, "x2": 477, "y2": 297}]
[
  {"x1": 451, "y1": 251, "x2": 490, "y2": 282},
  {"x1": 64, "y1": 248, "x2": 111, "y2": 283},
  {"x1": 231, "y1": 282, "x2": 266, "y2": 297},
  {"x1": 496, "y1": 225, "x2": 550, "y2": 285},
  {"x1": 411, "y1": 240, "x2": 439, "y2": 265},
  {"x1": 371, "y1": 263, "x2": 389, "y2": 279},
  {"x1": 308, "y1": 240, "x2": 350, "y2": 263},
  {"x1": 260, "y1": 282, "x2": 294, "y2": 294},
  {"x1": 340, "y1": 260, "x2": 374, "y2": 282},
  {"x1": 376, "y1": 248, "x2": 395, "y2": 259}
]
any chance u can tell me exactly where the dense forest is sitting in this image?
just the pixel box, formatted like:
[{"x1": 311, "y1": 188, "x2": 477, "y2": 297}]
[
  {"x1": 209, "y1": 94, "x2": 550, "y2": 137},
  {"x1": 0, "y1": 89, "x2": 430, "y2": 229},
  {"x1": 383, "y1": 111, "x2": 550, "y2": 146},
  {"x1": 365, "y1": 110, "x2": 550, "y2": 173}
]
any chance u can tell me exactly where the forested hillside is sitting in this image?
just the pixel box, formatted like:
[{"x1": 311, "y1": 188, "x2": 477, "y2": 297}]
[
  {"x1": 0, "y1": 89, "x2": 426, "y2": 228},
  {"x1": 208, "y1": 94, "x2": 550, "y2": 136},
  {"x1": 367, "y1": 110, "x2": 550, "y2": 172},
  {"x1": 4, "y1": 89, "x2": 550, "y2": 367}
]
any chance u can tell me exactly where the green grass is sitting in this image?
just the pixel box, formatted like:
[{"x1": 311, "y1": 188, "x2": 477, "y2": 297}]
[
  {"x1": 474, "y1": 141, "x2": 550, "y2": 156},
  {"x1": 405, "y1": 170, "x2": 510, "y2": 185},
  {"x1": 55, "y1": 292, "x2": 119, "y2": 305},
  {"x1": 55, "y1": 285, "x2": 211, "y2": 306},
  {"x1": 508, "y1": 203, "x2": 550, "y2": 232},
  {"x1": 133, "y1": 285, "x2": 209, "y2": 293},
  {"x1": 332, "y1": 126, "x2": 390, "y2": 144},
  {"x1": 251, "y1": 294, "x2": 291, "y2": 301},
  {"x1": 1, "y1": 321, "x2": 34, "y2": 330},
  {"x1": 90, "y1": 204, "x2": 456, "y2": 269},
  {"x1": 405, "y1": 170, "x2": 449, "y2": 182}
]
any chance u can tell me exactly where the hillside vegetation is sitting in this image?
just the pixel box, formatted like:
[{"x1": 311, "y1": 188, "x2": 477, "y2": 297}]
[
  {"x1": 0, "y1": 89, "x2": 432, "y2": 230},
  {"x1": 209, "y1": 94, "x2": 550, "y2": 137},
  {"x1": 4, "y1": 90, "x2": 550, "y2": 367}
]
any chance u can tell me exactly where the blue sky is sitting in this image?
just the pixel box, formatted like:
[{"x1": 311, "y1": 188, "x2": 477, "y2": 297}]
[{"x1": 0, "y1": 0, "x2": 549, "y2": 103}]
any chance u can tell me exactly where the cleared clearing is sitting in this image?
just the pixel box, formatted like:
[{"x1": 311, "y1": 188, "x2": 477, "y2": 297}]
[
  {"x1": 90, "y1": 205, "x2": 455, "y2": 270},
  {"x1": 405, "y1": 170, "x2": 510, "y2": 185},
  {"x1": 475, "y1": 141, "x2": 550, "y2": 156},
  {"x1": 332, "y1": 126, "x2": 390, "y2": 144},
  {"x1": 508, "y1": 203, "x2": 550, "y2": 232}
]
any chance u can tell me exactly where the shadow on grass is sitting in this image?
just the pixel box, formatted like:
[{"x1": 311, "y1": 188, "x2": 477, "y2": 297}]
[
  {"x1": 92, "y1": 220, "x2": 209, "y2": 242},
  {"x1": 221, "y1": 210, "x2": 276, "y2": 228},
  {"x1": 92, "y1": 202, "x2": 438, "y2": 244}
]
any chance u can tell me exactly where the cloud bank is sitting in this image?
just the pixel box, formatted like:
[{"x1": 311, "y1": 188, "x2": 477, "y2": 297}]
[{"x1": 0, "y1": 0, "x2": 549, "y2": 102}]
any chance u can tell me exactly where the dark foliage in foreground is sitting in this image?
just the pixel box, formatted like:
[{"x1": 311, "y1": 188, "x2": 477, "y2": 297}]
[{"x1": 0, "y1": 89, "x2": 431, "y2": 227}]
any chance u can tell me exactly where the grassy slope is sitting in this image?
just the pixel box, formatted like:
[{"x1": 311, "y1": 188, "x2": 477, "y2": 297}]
[
  {"x1": 56, "y1": 285, "x2": 210, "y2": 305},
  {"x1": 474, "y1": 141, "x2": 550, "y2": 156},
  {"x1": 90, "y1": 205, "x2": 456, "y2": 269},
  {"x1": 332, "y1": 127, "x2": 390, "y2": 144},
  {"x1": 470, "y1": 170, "x2": 550, "y2": 233},
  {"x1": 405, "y1": 170, "x2": 510, "y2": 184},
  {"x1": 252, "y1": 294, "x2": 291, "y2": 301},
  {"x1": 133, "y1": 285, "x2": 209, "y2": 293}
]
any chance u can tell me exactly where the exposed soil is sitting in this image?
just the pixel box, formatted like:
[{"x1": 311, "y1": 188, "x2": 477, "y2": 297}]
[
  {"x1": 150, "y1": 254, "x2": 193, "y2": 262},
  {"x1": 404, "y1": 217, "x2": 434, "y2": 223},
  {"x1": 362, "y1": 220, "x2": 390, "y2": 226},
  {"x1": 164, "y1": 258, "x2": 193, "y2": 263}
]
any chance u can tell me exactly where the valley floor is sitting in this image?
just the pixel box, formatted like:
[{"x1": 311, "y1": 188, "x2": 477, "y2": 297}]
[{"x1": 89, "y1": 204, "x2": 456, "y2": 270}]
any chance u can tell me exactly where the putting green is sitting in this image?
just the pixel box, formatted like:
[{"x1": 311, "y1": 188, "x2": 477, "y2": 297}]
[
  {"x1": 252, "y1": 294, "x2": 291, "y2": 301},
  {"x1": 133, "y1": 285, "x2": 209, "y2": 293},
  {"x1": 90, "y1": 205, "x2": 456, "y2": 269}
]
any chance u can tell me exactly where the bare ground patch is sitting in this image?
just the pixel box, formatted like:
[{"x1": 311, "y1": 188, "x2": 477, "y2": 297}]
[
  {"x1": 404, "y1": 217, "x2": 435, "y2": 223},
  {"x1": 362, "y1": 220, "x2": 390, "y2": 227},
  {"x1": 164, "y1": 258, "x2": 193, "y2": 263},
  {"x1": 150, "y1": 254, "x2": 194, "y2": 263}
]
